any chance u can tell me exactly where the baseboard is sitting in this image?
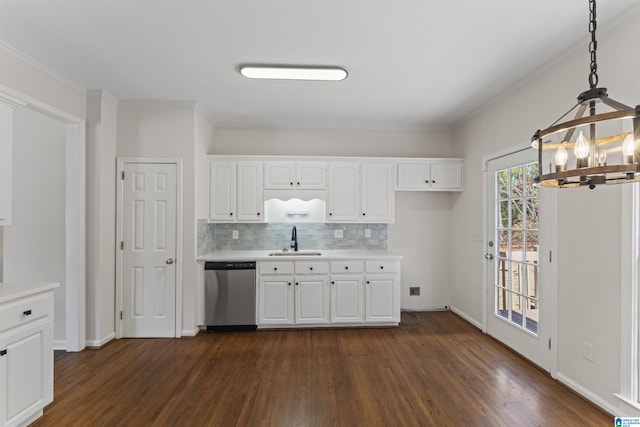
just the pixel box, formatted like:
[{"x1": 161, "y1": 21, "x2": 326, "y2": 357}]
[
  {"x1": 86, "y1": 332, "x2": 116, "y2": 349},
  {"x1": 53, "y1": 340, "x2": 67, "y2": 351},
  {"x1": 450, "y1": 306, "x2": 483, "y2": 330},
  {"x1": 556, "y1": 372, "x2": 621, "y2": 416},
  {"x1": 181, "y1": 328, "x2": 200, "y2": 337}
]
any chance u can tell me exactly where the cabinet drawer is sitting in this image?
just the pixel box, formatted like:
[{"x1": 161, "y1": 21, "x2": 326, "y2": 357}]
[
  {"x1": 295, "y1": 261, "x2": 330, "y2": 275},
  {"x1": 365, "y1": 260, "x2": 398, "y2": 273},
  {"x1": 330, "y1": 261, "x2": 364, "y2": 274},
  {"x1": 0, "y1": 292, "x2": 51, "y2": 334},
  {"x1": 259, "y1": 262, "x2": 294, "y2": 275}
]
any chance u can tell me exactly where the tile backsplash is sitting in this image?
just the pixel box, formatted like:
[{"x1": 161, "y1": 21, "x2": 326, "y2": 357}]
[{"x1": 197, "y1": 220, "x2": 387, "y2": 255}]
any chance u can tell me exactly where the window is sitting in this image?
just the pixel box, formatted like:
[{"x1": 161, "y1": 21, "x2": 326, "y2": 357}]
[{"x1": 495, "y1": 162, "x2": 539, "y2": 334}]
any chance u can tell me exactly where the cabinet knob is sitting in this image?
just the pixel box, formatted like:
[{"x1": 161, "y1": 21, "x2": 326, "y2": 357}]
[
  {"x1": 257, "y1": 212, "x2": 260, "y2": 216},
  {"x1": 345, "y1": 266, "x2": 349, "y2": 270},
  {"x1": 379, "y1": 266, "x2": 384, "y2": 270},
  {"x1": 309, "y1": 267, "x2": 313, "y2": 271},
  {"x1": 331, "y1": 281, "x2": 335, "y2": 284},
  {"x1": 362, "y1": 213, "x2": 366, "y2": 216},
  {"x1": 23, "y1": 309, "x2": 32, "y2": 316},
  {"x1": 425, "y1": 180, "x2": 428, "y2": 183},
  {"x1": 296, "y1": 282, "x2": 299, "y2": 286},
  {"x1": 297, "y1": 182, "x2": 300, "y2": 185},
  {"x1": 367, "y1": 281, "x2": 370, "y2": 284},
  {"x1": 290, "y1": 182, "x2": 294, "y2": 186},
  {"x1": 329, "y1": 213, "x2": 333, "y2": 216},
  {"x1": 432, "y1": 180, "x2": 436, "y2": 184},
  {"x1": 230, "y1": 212, "x2": 233, "y2": 216},
  {"x1": 274, "y1": 267, "x2": 278, "y2": 271},
  {"x1": 288, "y1": 282, "x2": 291, "y2": 286}
]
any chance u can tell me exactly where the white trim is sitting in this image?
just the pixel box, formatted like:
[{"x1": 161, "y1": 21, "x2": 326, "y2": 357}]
[
  {"x1": 115, "y1": 157, "x2": 184, "y2": 338},
  {"x1": 450, "y1": 306, "x2": 483, "y2": 329},
  {"x1": 557, "y1": 373, "x2": 623, "y2": 416},
  {"x1": 87, "y1": 89, "x2": 118, "y2": 105},
  {"x1": 86, "y1": 332, "x2": 116, "y2": 349},
  {"x1": 0, "y1": 41, "x2": 87, "y2": 96},
  {"x1": 65, "y1": 124, "x2": 86, "y2": 352},
  {"x1": 53, "y1": 340, "x2": 67, "y2": 351},
  {"x1": 481, "y1": 143, "x2": 532, "y2": 172},
  {"x1": 619, "y1": 183, "x2": 640, "y2": 402},
  {"x1": 181, "y1": 328, "x2": 201, "y2": 337}
]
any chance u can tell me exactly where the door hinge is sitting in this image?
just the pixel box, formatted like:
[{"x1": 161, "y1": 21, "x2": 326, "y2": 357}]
[
  {"x1": 121, "y1": 171, "x2": 125, "y2": 180},
  {"x1": 120, "y1": 311, "x2": 123, "y2": 320},
  {"x1": 549, "y1": 250, "x2": 552, "y2": 263},
  {"x1": 121, "y1": 241, "x2": 124, "y2": 250},
  {"x1": 548, "y1": 338, "x2": 552, "y2": 350}
]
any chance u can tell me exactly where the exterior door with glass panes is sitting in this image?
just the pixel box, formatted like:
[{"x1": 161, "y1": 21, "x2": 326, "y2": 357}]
[{"x1": 486, "y1": 148, "x2": 554, "y2": 372}]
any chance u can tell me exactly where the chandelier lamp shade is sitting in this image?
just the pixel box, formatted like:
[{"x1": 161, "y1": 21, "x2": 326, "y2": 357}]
[{"x1": 532, "y1": 0, "x2": 640, "y2": 188}]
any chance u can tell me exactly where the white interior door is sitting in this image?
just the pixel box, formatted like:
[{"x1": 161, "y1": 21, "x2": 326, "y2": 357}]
[
  {"x1": 485, "y1": 148, "x2": 555, "y2": 371},
  {"x1": 120, "y1": 162, "x2": 178, "y2": 337}
]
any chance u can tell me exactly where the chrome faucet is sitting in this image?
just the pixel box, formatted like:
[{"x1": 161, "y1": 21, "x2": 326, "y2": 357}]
[{"x1": 291, "y1": 225, "x2": 298, "y2": 252}]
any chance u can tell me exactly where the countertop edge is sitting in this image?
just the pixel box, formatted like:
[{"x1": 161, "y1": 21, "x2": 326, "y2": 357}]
[
  {"x1": 0, "y1": 282, "x2": 61, "y2": 304},
  {"x1": 197, "y1": 250, "x2": 403, "y2": 262}
]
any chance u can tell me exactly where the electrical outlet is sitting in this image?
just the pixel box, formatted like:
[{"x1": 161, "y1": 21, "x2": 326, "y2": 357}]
[
  {"x1": 409, "y1": 287, "x2": 420, "y2": 296},
  {"x1": 582, "y1": 340, "x2": 595, "y2": 362},
  {"x1": 365, "y1": 228, "x2": 371, "y2": 238},
  {"x1": 232, "y1": 230, "x2": 239, "y2": 239},
  {"x1": 335, "y1": 229, "x2": 344, "y2": 239}
]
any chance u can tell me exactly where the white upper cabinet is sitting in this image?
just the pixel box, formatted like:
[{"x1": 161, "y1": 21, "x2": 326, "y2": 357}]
[
  {"x1": 264, "y1": 161, "x2": 326, "y2": 190},
  {"x1": 237, "y1": 162, "x2": 263, "y2": 221},
  {"x1": 209, "y1": 161, "x2": 263, "y2": 222},
  {"x1": 361, "y1": 162, "x2": 394, "y2": 223},
  {"x1": 327, "y1": 162, "x2": 360, "y2": 222},
  {"x1": 209, "y1": 161, "x2": 236, "y2": 221},
  {"x1": 328, "y1": 161, "x2": 394, "y2": 223},
  {"x1": 0, "y1": 104, "x2": 13, "y2": 225},
  {"x1": 396, "y1": 159, "x2": 463, "y2": 191}
]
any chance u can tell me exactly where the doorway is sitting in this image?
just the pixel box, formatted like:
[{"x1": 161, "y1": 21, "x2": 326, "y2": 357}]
[
  {"x1": 484, "y1": 147, "x2": 556, "y2": 372},
  {"x1": 116, "y1": 159, "x2": 182, "y2": 338}
]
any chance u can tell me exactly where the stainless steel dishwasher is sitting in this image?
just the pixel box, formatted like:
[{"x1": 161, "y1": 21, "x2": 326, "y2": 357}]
[{"x1": 204, "y1": 261, "x2": 257, "y2": 331}]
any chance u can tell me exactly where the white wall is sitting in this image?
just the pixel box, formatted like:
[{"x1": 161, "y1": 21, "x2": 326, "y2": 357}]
[
  {"x1": 213, "y1": 127, "x2": 454, "y2": 309},
  {"x1": 450, "y1": 10, "x2": 640, "y2": 416},
  {"x1": 86, "y1": 90, "x2": 118, "y2": 346},
  {"x1": 4, "y1": 107, "x2": 67, "y2": 342}
]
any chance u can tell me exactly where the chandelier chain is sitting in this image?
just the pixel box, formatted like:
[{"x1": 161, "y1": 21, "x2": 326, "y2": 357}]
[{"x1": 588, "y1": 0, "x2": 598, "y2": 88}]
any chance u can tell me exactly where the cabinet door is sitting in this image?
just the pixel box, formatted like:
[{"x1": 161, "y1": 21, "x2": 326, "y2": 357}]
[
  {"x1": 0, "y1": 321, "x2": 53, "y2": 427},
  {"x1": 209, "y1": 161, "x2": 236, "y2": 221},
  {"x1": 327, "y1": 162, "x2": 360, "y2": 222},
  {"x1": 264, "y1": 162, "x2": 295, "y2": 189},
  {"x1": 237, "y1": 162, "x2": 263, "y2": 221},
  {"x1": 295, "y1": 277, "x2": 329, "y2": 324},
  {"x1": 296, "y1": 162, "x2": 326, "y2": 189},
  {"x1": 396, "y1": 162, "x2": 431, "y2": 190},
  {"x1": 361, "y1": 162, "x2": 394, "y2": 223},
  {"x1": 330, "y1": 276, "x2": 364, "y2": 323},
  {"x1": 258, "y1": 276, "x2": 294, "y2": 325},
  {"x1": 430, "y1": 161, "x2": 463, "y2": 190},
  {"x1": 365, "y1": 276, "x2": 396, "y2": 322},
  {"x1": 0, "y1": 104, "x2": 13, "y2": 226}
]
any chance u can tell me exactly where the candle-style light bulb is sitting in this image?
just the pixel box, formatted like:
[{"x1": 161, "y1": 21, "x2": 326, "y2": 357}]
[
  {"x1": 554, "y1": 144, "x2": 568, "y2": 172},
  {"x1": 574, "y1": 131, "x2": 590, "y2": 159},
  {"x1": 623, "y1": 134, "x2": 635, "y2": 156}
]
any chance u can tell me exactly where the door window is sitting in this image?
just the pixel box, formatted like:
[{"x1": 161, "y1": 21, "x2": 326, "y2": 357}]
[{"x1": 495, "y1": 162, "x2": 539, "y2": 334}]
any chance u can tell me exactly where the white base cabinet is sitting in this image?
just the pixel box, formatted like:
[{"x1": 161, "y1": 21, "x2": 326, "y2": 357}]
[
  {"x1": 0, "y1": 284, "x2": 58, "y2": 427},
  {"x1": 257, "y1": 258, "x2": 400, "y2": 328}
]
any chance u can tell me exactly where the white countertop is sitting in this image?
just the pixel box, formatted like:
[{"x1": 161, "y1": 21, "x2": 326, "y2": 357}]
[
  {"x1": 0, "y1": 282, "x2": 60, "y2": 304},
  {"x1": 197, "y1": 249, "x2": 402, "y2": 262}
]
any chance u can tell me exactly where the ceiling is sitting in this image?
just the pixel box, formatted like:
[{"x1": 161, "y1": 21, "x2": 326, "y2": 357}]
[{"x1": 1, "y1": 0, "x2": 639, "y2": 130}]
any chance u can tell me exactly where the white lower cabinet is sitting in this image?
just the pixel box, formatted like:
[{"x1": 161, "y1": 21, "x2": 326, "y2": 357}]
[
  {"x1": 258, "y1": 258, "x2": 399, "y2": 328},
  {"x1": 0, "y1": 286, "x2": 56, "y2": 427}
]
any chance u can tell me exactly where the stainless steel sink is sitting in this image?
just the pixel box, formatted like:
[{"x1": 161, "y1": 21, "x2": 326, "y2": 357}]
[{"x1": 268, "y1": 251, "x2": 322, "y2": 256}]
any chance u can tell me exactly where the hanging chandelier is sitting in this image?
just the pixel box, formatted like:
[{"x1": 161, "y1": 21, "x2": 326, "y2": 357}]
[{"x1": 532, "y1": 0, "x2": 640, "y2": 189}]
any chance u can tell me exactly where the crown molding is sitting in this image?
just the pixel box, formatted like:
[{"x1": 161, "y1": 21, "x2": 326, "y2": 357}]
[
  {"x1": 87, "y1": 89, "x2": 118, "y2": 105},
  {"x1": 0, "y1": 91, "x2": 28, "y2": 109},
  {"x1": 0, "y1": 40, "x2": 86, "y2": 96}
]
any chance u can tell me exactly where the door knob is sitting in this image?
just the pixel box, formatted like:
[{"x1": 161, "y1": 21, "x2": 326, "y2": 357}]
[
  {"x1": 485, "y1": 253, "x2": 494, "y2": 260},
  {"x1": 166, "y1": 258, "x2": 175, "y2": 264}
]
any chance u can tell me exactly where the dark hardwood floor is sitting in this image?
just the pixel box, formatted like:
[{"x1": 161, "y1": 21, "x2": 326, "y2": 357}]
[{"x1": 33, "y1": 312, "x2": 611, "y2": 426}]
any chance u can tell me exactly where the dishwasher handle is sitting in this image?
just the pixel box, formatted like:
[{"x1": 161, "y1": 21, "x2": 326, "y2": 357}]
[{"x1": 205, "y1": 261, "x2": 256, "y2": 270}]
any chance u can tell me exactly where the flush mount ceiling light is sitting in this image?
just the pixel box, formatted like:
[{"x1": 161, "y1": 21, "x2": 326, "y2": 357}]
[
  {"x1": 239, "y1": 65, "x2": 348, "y2": 81},
  {"x1": 532, "y1": 0, "x2": 640, "y2": 189}
]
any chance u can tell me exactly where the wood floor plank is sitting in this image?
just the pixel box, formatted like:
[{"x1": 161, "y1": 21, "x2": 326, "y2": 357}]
[{"x1": 32, "y1": 312, "x2": 611, "y2": 427}]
